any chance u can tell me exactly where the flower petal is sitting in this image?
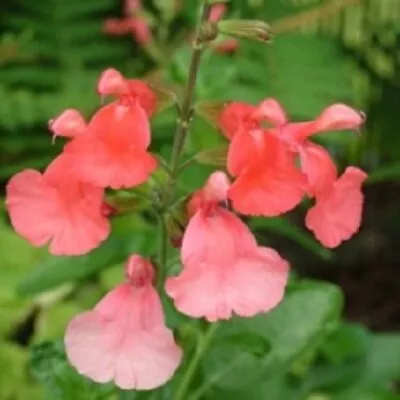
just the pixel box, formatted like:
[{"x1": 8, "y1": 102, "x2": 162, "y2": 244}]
[
  {"x1": 6, "y1": 158, "x2": 110, "y2": 256},
  {"x1": 218, "y1": 101, "x2": 257, "y2": 140},
  {"x1": 65, "y1": 284, "x2": 182, "y2": 390},
  {"x1": 182, "y1": 208, "x2": 257, "y2": 266},
  {"x1": 229, "y1": 163, "x2": 306, "y2": 217},
  {"x1": 299, "y1": 142, "x2": 337, "y2": 197},
  {"x1": 252, "y1": 98, "x2": 287, "y2": 126},
  {"x1": 306, "y1": 166, "x2": 368, "y2": 248},
  {"x1": 166, "y1": 246, "x2": 289, "y2": 322}
]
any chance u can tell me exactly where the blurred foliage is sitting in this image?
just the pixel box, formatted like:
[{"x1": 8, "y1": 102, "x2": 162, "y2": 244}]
[{"x1": 0, "y1": 0, "x2": 399, "y2": 398}]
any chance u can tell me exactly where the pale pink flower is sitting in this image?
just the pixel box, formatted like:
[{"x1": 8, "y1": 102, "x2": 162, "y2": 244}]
[
  {"x1": 166, "y1": 172, "x2": 289, "y2": 322},
  {"x1": 65, "y1": 255, "x2": 182, "y2": 390}
]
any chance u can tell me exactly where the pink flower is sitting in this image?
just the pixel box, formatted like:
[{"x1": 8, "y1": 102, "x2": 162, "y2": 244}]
[
  {"x1": 227, "y1": 128, "x2": 307, "y2": 216},
  {"x1": 97, "y1": 68, "x2": 157, "y2": 117},
  {"x1": 209, "y1": 4, "x2": 227, "y2": 22},
  {"x1": 48, "y1": 109, "x2": 87, "y2": 143},
  {"x1": 213, "y1": 38, "x2": 240, "y2": 54},
  {"x1": 256, "y1": 100, "x2": 365, "y2": 196},
  {"x1": 65, "y1": 255, "x2": 182, "y2": 390},
  {"x1": 64, "y1": 101, "x2": 157, "y2": 190},
  {"x1": 166, "y1": 172, "x2": 289, "y2": 322},
  {"x1": 6, "y1": 155, "x2": 110, "y2": 256},
  {"x1": 218, "y1": 101, "x2": 258, "y2": 140},
  {"x1": 103, "y1": 0, "x2": 152, "y2": 45},
  {"x1": 306, "y1": 167, "x2": 367, "y2": 248}
]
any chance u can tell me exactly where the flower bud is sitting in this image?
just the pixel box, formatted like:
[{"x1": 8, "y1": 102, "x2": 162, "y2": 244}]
[{"x1": 218, "y1": 19, "x2": 272, "y2": 43}]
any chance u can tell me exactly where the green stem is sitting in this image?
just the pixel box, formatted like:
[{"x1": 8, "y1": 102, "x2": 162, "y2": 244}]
[
  {"x1": 176, "y1": 323, "x2": 219, "y2": 400},
  {"x1": 155, "y1": 0, "x2": 211, "y2": 287},
  {"x1": 169, "y1": 0, "x2": 211, "y2": 179},
  {"x1": 157, "y1": 214, "x2": 168, "y2": 292}
]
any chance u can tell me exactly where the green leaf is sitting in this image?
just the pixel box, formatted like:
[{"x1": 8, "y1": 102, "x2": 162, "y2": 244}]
[
  {"x1": 199, "y1": 281, "x2": 343, "y2": 396},
  {"x1": 321, "y1": 323, "x2": 370, "y2": 364},
  {"x1": 363, "y1": 334, "x2": 400, "y2": 383},
  {"x1": 30, "y1": 340, "x2": 114, "y2": 399},
  {"x1": 250, "y1": 217, "x2": 333, "y2": 260},
  {"x1": 214, "y1": 332, "x2": 271, "y2": 358}
]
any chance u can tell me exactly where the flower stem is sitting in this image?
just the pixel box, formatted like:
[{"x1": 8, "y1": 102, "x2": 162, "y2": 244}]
[
  {"x1": 176, "y1": 323, "x2": 219, "y2": 400},
  {"x1": 156, "y1": 214, "x2": 168, "y2": 292},
  {"x1": 156, "y1": 0, "x2": 211, "y2": 287},
  {"x1": 169, "y1": 0, "x2": 211, "y2": 179}
]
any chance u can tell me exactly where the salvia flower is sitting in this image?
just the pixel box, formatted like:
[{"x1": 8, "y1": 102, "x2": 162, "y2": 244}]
[
  {"x1": 104, "y1": 0, "x2": 152, "y2": 45},
  {"x1": 166, "y1": 172, "x2": 289, "y2": 322},
  {"x1": 64, "y1": 101, "x2": 157, "y2": 190},
  {"x1": 97, "y1": 68, "x2": 158, "y2": 117},
  {"x1": 6, "y1": 155, "x2": 110, "y2": 256},
  {"x1": 65, "y1": 255, "x2": 182, "y2": 389}
]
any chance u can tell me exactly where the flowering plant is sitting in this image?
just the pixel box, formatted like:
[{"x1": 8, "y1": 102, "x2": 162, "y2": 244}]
[{"x1": 5, "y1": 1, "x2": 368, "y2": 398}]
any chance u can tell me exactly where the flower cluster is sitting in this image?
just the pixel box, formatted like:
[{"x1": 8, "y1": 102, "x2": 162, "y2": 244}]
[
  {"x1": 5, "y1": 64, "x2": 367, "y2": 390},
  {"x1": 218, "y1": 99, "x2": 367, "y2": 248}
]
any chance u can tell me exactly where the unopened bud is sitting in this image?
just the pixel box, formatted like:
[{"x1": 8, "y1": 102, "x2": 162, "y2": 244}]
[
  {"x1": 199, "y1": 21, "x2": 219, "y2": 42},
  {"x1": 218, "y1": 19, "x2": 272, "y2": 43}
]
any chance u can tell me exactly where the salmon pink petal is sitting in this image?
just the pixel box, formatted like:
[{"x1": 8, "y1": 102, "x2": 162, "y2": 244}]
[
  {"x1": 49, "y1": 109, "x2": 86, "y2": 142},
  {"x1": 306, "y1": 166, "x2": 368, "y2": 248},
  {"x1": 227, "y1": 127, "x2": 266, "y2": 176},
  {"x1": 252, "y1": 98, "x2": 287, "y2": 126},
  {"x1": 209, "y1": 4, "x2": 227, "y2": 22},
  {"x1": 6, "y1": 164, "x2": 110, "y2": 256},
  {"x1": 97, "y1": 68, "x2": 130, "y2": 96},
  {"x1": 66, "y1": 134, "x2": 157, "y2": 189},
  {"x1": 166, "y1": 246, "x2": 289, "y2": 322},
  {"x1": 6, "y1": 170, "x2": 59, "y2": 247},
  {"x1": 295, "y1": 104, "x2": 364, "y2": 142},
  {"x1": 131, "y1": 18, "x2": 152, "y2": 45},
  {"x1": 203, "y1": 171, "x2": 231, "y2": 203},
  {"x1": 229, "y1": 164, "x2": 306, "y2": 217},
  {"x1": 125, "y1": 0, "x2": 141, "y2": 13},
  {"x1": 299, "y1": 142, "x2": 337, "y2": 197},
  {"x1": 314, "y1": 104, "x2": 364, "y2": 132},
  {"x1": 104, "y1": 18, "x2": 134, "y2": 35},
  {"x1": 218, "y1": 101, "x2": 257, "y2": 140},
  {"x1": 90, "y1": 101, "x2": 151, "y2": 149},
  {"x1": 213, "y1": 39, "x2": 239, "y2": 54},
  {"x1": 126, "y1": 80, "x2": 157, "y2": 117},
  {"x1": 182, "y1": 208, "x2": 257, "y2": 266},
  {"x1": 65, "y1": 102, "x2": 156, "y2": 189},
  {"x1": 65, "y1": 283, "x2": 182, "y2": 390}
]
